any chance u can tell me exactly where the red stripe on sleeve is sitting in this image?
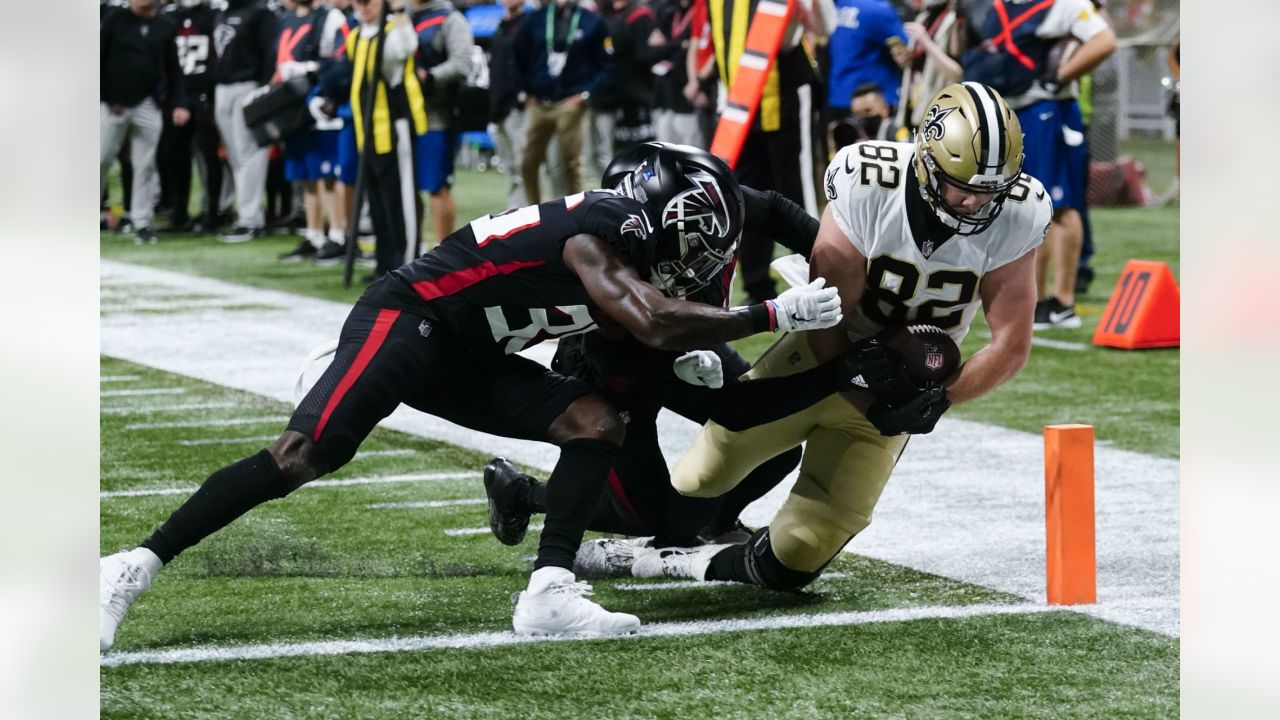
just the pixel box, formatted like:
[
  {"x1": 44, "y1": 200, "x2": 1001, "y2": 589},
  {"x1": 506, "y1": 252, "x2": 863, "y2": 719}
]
[
  {"x1": 313, "y1": 308, "x2": 401, "y2": 441},
  {"x1": 410, "y1": 259, "x2": 547, "y2": 302}
]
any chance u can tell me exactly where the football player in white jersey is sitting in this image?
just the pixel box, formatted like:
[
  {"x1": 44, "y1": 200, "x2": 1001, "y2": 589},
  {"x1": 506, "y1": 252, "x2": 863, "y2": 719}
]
[{"x1": 630, "y1": 82, "x2": 1053, "y2": 591}]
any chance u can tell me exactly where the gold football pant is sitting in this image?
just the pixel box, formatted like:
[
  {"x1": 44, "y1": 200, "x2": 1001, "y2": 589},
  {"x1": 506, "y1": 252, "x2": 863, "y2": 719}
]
[{"x1": 671, "y1": 333, "x2": 907, "y2": 573}]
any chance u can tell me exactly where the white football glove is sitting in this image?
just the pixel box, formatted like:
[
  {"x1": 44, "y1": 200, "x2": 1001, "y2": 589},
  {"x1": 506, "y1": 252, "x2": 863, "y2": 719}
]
[
  {"x1": 672, "y1": 350, "x2": 724, "y2": 389},
  {"x1": 768, "y1": 278, "x2": 843, "y2": 332}
]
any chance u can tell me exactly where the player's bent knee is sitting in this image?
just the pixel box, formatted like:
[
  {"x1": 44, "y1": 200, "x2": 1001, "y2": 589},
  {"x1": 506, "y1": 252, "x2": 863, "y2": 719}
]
[
  {"x1": 267, "y1": 431, "x2": 325, "y2": 493},
  {"x1": 549, "y1": 394, "x2": 626, "y2": 446},
  {"x1": 745, "y1": 528, "x2": 822, "y2": 591}
]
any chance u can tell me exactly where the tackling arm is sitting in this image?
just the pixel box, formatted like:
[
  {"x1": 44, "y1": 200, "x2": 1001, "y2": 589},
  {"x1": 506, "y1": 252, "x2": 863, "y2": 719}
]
[
  {"x1": 941, "y1": 250, "x2": 1036, "y2": 404},
  {"x1": 564, "y1": 234, "x2": 839, "y2": 351},
  {"x1": 566, "y1": 234, "x2": 763, "y2": 351}
]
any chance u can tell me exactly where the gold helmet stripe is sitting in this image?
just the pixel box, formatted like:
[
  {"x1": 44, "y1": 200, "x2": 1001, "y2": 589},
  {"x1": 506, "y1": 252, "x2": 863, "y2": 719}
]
[{"x1": 961, "y1": 81, "x2": 1001, "y2": 176}]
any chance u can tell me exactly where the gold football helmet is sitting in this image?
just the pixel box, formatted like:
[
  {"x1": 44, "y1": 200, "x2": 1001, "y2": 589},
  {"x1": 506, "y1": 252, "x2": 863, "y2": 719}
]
[{"x1": 913, "y1": 82, "x2": 1024, "y2": 235}]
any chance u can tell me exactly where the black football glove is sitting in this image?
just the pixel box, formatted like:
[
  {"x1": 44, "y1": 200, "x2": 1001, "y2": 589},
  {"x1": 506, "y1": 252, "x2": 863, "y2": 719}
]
[
  {"x1": 865, "y1": 384, "x2": 951, "y2": 437},
  {"x1": 837, "y1": 337, "x2": 913, "y2": 401}
]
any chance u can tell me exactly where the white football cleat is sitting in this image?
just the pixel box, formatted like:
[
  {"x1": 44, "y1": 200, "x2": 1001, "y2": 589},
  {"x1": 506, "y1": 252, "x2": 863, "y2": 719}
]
[
  {"x1": 573, "y1": 536, "x2": 653, "y2": 579},
  {"x1": 100, "y1": 548, "x2": 160, "y2": 652},
  {"x1": 512, "y1": 567, "x2": 640, "y2": 636},
  {"x1": 630, "y1": 544, "x2": 728, "y2": 581}
]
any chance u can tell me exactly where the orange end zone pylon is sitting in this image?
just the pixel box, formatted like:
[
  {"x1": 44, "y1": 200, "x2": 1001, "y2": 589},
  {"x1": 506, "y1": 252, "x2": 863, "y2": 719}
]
[
  {"x1": 1044, "y1": 424, "x2": 1096, "y2": 605},
  {"x1": 707, "y1": 0, "x2": 795, "y2": 169},
  {"x1": 1092, "y1": 260, "x2": 1180, "y2": 349}
]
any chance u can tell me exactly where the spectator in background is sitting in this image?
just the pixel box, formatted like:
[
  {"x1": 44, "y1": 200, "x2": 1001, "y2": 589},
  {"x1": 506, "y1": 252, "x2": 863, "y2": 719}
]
[
  {"x1": 699, "y1": 0, "x2": 835, "y2": 305},
  {"x1": 158, "y1": 0, "x2": 223, "y2": 234},
  {"x1": 651, "y1": 0, "x2": 703, "y2": 148},
  {"x1": 411, "y1": 0, "x2": 475, "y2": 248},
  {"x1": 902, "y1": 0, "x2": 962, "y2": 130},
  {"x1": 101, "y1": 0, "x2": 189, "y2": 245},
  {"x1": 961, "y1": 0, "x2": 1115, "y2": 330},
  {"x1": 828, "y1": 82, "x2": 898, "y2": 149},
  {"x1": 487, "y1": 0, "x2": 532, "y2": 208},
  {"x1": 338, "y1": 0, "x2": 425, "y2": 282},
  {"x1": 275, "y1": 0, "x2": 351, "y2": 263},
  {"x1": 826, "y1": 0, "x2": 909, "y2": 143},
  {"x1": 213, "y1": 0, "x2": 280, "y2": 243},
  {"x1": 588, "y1": 0, "x2": 662, "y2": 178},
  {"x1": 514, "y1": 0, "x2": 611, "y2": 204}
]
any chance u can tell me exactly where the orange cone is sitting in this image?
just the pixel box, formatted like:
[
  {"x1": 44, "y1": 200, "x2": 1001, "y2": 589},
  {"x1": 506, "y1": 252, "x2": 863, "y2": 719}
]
[
  {"x1": 1044, "y1": 424, "x2": 1096, "y2": 605},
  {"x1": 1092, "y1": 260, "x2": 1180, "y2": 349}
]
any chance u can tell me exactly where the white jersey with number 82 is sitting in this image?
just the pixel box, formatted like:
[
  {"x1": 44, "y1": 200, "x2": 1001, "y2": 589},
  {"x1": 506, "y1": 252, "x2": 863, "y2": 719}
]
[{"x1": 824, "y1": 141, "x2": 1053, "y2": 346}]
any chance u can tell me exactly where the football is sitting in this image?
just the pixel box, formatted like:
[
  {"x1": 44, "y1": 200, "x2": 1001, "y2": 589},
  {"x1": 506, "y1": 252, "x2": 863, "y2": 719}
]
[{"x1": 879, "y1": 324, "x2": 962, "y2": 385}]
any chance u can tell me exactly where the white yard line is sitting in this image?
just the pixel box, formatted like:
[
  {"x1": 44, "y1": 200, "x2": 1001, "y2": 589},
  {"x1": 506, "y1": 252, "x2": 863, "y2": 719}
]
[
  {"x1": 444, "y1": 523, "x2": 542, "y2": 537},
  {"x1": 978, "y1": 330, "x2": 1088, "y2": 351},
  {"x1": 101, "y1": 375, "x2": 141, "y2": 383},
  {"x1": 101, "y1": 402, "x2": 240, "y2": 416},
  {"x1": 101, "y1": 387, "x2": 187, "y2": 398},
  {"x1": 367, "y1": 499, "x2": 487, "y2": 510},
  {"x1": 353, "y1": 449, "x2": 417, "y2": 459},
  {"x1": 100, "y1": 602, "x2": 1057, "y2": 667},
  {"x1": 178, "y1": 435, "x2": 280, "y2": 446},
  {"x1": 101, "y1": 471, "x2": 480, "y2": 499},
  {"x1": 126, "y1": 416, "x2": 292, "y2": 430},
  {"x1": 99, "y1": 260, "x2": 1180, "y2": 637}
]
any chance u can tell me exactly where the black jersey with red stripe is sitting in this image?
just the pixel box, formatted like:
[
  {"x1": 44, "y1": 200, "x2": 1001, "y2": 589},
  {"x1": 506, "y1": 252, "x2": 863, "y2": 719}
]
[{"x1": 369, "y1": 191, "x2": 658, "y2": 355}]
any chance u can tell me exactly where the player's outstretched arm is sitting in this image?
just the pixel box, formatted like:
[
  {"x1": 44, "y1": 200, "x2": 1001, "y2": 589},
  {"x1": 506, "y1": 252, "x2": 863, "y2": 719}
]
[
  {"x1": 942, "y1": 250, "x2": 1037, "y2": 404},
  {"x1": 564, "y1": 234, "x2": 842, "y2": 352}
]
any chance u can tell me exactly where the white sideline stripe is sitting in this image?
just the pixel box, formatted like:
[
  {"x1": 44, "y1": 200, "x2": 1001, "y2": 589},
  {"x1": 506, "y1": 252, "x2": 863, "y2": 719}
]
[
  {"x1": 978, "y1": 330, "x2": 1088, "y2": 351},
  {"x1": 367, "y1": 498, "x2": 487, "y2": 510},
  {"x1": 445, "y1": 523, "x2": 543, "y2": 537},
  {"x1": 101, "y1": 402, "x2": 239, "y2": 416},
  {"x1": 178, "y1": 435, "x2": 279, "y2": 446},
  {"x1": 126, "y1": 416, "x2": 291, "y2": 430},
  {"x1": 102, "y1": 388, "x2": 187, "y2": 398},
  {"x1": 101, "y1": 375, "x2": 141, "y2": 383},
  {"x1": 101, "y1": 472, "x2": 480, "y2": 499},
  {"x1": 100, "y1": 602, "x2": 1055, "y2": 667},
  {"x1": 354, "y1": 449, "x2": 417, "y2": 459},
  {"x1": 616, "y1": 572, "x2": 849, "y2": 592},
  {"x1": 102, "y1": 300, "x2": 283, "y2": 312}
]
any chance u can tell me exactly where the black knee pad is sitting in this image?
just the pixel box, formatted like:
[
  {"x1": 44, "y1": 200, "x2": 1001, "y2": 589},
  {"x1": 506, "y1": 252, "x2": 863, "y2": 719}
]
[{"x1": 744, "y1": 527, "x2": 822, "y2": 591}]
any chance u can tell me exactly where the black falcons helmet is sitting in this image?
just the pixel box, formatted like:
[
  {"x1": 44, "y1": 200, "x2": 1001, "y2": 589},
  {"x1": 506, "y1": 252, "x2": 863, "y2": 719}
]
[{"x1": 603, "y1": 143, "x2": 745, "y2": 297}]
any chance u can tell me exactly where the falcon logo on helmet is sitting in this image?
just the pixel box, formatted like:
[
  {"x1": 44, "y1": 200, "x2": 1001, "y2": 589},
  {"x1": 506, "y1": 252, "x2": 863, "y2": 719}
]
[{"x1": 662, "y1": 170, "x2": 730, "y2": 241}]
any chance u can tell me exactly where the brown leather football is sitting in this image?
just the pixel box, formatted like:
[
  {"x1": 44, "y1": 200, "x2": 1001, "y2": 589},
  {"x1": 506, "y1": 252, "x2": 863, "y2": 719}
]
[{"x1": 878, "y1": 324, "x2": 961, "y2": 384}]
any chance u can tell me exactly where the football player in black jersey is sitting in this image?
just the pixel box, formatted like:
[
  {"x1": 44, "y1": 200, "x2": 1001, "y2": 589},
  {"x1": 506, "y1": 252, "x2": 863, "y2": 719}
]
[
  {"x1": 99, "y1": 145, "x2": 845, "y2": 648},
  {"x1": 479, "y1": 143, "x2": 909, "y2": 577}
]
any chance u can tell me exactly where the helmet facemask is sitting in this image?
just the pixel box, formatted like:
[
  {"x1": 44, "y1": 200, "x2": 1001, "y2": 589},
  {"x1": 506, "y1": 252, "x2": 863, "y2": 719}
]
[{"x1": 917, "y1": 151, "x2": 1022, "y2": 236}]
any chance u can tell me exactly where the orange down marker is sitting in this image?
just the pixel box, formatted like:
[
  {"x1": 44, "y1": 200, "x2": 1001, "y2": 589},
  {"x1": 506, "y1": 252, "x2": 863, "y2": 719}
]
[{"x1": 1044, "y1": 424, "x2": 1096, "y2": 605}]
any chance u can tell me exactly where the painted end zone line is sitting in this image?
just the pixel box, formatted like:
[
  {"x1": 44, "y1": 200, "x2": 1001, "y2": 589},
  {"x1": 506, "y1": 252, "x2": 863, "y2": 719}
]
[
  {"x1": 101, "y1": 471, "x2": 481, "y2": 498},
  {"x1": 616, "y1": 572, "x2": 848, "y2": 592},
  {"x1": 101, "y1": 602, "x2": 1057, "y2": 667},
  {"x1": 444, "y1": 523, "x2": 542, "y2": 537}
]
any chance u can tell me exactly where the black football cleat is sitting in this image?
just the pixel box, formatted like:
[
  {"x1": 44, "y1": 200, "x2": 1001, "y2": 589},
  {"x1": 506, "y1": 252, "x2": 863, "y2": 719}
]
[{"x1": 483, "y1": 457, "x2": 535, "y2": 546}]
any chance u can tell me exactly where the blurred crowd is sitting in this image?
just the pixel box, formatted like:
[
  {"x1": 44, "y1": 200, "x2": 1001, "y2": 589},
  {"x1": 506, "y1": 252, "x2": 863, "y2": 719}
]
[{"x1": 103, "y1": 0, "x2": 1137, "y2": 321}]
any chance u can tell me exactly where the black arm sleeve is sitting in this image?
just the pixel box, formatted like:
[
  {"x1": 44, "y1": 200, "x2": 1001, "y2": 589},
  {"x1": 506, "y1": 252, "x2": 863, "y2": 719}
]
[
  {"x1": 741, "y1": 186, "x2": 819, "y2": 259},
  {"x1": 662, "y1": 360, "x2": 843, "y2": 432}
]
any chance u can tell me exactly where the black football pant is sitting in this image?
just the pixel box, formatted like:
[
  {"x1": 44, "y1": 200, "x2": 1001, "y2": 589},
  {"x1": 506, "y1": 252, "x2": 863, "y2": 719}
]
[
  {"x1": 365, "y1": 120, "x2": 419, "y2": 275},
  {"x1": 143, "y1": 299, "x2": 607, "y2": 572},
  {"x1": 159, "y1": 100, "x2": 222, "y2": 226}
]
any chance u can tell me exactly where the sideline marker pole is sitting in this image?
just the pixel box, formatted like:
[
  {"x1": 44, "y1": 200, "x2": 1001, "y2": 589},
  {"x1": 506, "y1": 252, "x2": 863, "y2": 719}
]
[{"x1": 1044, "y1": 424, "x2": 1096, "y2": 605}]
